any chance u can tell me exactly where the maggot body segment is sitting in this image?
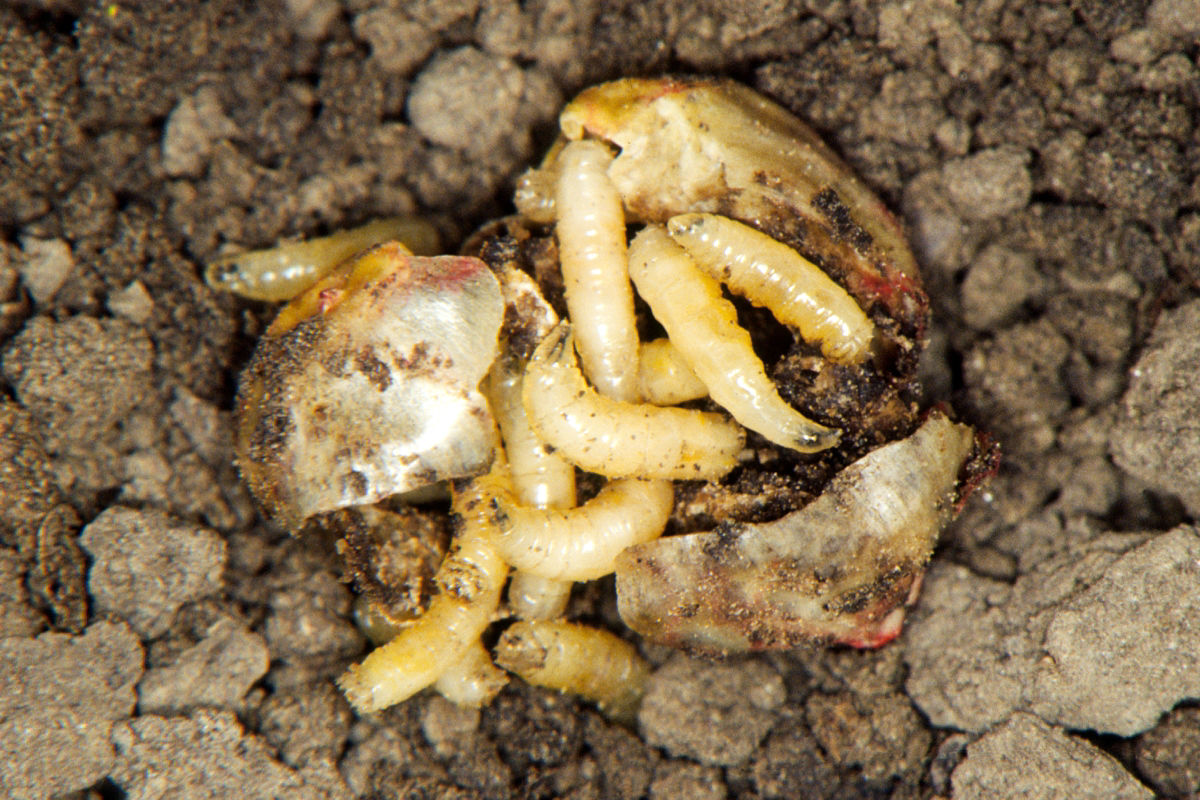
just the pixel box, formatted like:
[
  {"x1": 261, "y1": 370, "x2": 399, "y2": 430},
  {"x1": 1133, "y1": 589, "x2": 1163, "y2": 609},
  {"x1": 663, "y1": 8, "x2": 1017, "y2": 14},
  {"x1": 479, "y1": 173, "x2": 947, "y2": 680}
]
[
  {"x1": 522, "y1": 322, "x2": 747, "y2": 481},
  {"x1": 637, "y1": 338, "x2": 708, "y2": 406},
  {"x1": 433, "y1": 641, "x2": 509, "y2": 708},
  {"x1": 479, "y1": 283, "x2": 580, "y2": 620},
  {"x1": 506, "y1": 571, "x2": 573, "y2": 621},
  {"x1": 668, "y1": 213, "x2": 876, "y2": 364},
  {"x1": 628, "y1": 226, "x2": 840, "y2": 453},
  {"x1": 483, "y1": 354, "x2": 577, "y2": 513},
  {"x1": 484, "y1": 359, "x2": 579, "y2": 619},
  {"x1": 228, "y1": 77, "x2": 988, "y2": 720}
]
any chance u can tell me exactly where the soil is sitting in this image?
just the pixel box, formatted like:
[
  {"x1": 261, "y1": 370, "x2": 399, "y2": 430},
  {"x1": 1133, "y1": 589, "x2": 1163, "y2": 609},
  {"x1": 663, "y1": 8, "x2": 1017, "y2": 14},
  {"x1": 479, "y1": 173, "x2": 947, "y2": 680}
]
[{"x1": 2, "y1": 0, "x2": 1199, "y2": 798}]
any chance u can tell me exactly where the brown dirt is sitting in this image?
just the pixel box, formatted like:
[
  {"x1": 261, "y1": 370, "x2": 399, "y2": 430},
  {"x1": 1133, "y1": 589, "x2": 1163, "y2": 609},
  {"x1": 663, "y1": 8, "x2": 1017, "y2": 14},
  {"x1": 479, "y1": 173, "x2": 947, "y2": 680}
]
[{"x1": 1, "y1": 0, "x2": 1198, "y2": 798}]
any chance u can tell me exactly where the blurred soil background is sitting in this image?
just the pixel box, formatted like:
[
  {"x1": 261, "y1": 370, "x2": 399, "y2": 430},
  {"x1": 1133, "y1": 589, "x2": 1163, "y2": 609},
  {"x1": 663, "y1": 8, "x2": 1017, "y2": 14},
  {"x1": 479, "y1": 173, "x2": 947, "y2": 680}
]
[{"x1": 2, "y1": 0, "x2": 1199, "y2": 797}]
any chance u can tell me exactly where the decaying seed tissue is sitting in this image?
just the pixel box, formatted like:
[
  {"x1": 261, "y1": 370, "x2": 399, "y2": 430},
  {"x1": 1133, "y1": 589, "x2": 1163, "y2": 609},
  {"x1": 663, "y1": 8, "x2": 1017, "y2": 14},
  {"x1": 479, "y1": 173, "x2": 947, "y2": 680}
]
[{"x1": 223, "y1": 77, "x2": 995, "y2": 718}]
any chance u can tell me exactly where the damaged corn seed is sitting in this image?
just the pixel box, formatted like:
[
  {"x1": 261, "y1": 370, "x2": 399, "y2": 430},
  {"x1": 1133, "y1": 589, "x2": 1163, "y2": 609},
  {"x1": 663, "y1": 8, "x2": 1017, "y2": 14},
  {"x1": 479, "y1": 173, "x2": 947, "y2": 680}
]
[
  {"x1": 668, "y1": 213, "x2": 875, "y2": 364},
  {"x1": 336, "y1": 504, "x2": 449, "y2": 631},
  {"x1": 206, "y1": 217, "x2": 441, "y2": 302},
  {"x1": 616, "y1": 412, "x2": 976, "y2": 652},
  {"x1": 628, "y1": 225, "x2": 839, "y2": 453},
  {"x1": 494, "y1": 619, "x2": 650, "y2": 723},
  {"x1": 522, "y1": 321, "x2": 747, "y2": 480},
  {"x1": 556, "y1": 78, "x2": 922, "y2": 304},
  {"x1": 234, "y1": 243, "x2": 504, "y2": 529},
  {"x1": 236, "y1": 245, "x2": 504, "y2": 528},
  {"x1": 229, "y1": 76, "x2": 990, "y2": 718}
]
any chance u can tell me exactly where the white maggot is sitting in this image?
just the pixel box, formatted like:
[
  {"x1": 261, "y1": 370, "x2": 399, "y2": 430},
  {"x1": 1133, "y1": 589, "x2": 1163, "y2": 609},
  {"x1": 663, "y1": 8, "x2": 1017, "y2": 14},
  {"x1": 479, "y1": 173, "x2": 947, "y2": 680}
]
[
  {"x1": 483, "y1": 355, "x2": 577, "y2": 512},
  {"x1": 337, "y1": 483, "x2": 508, "y2": 712},
  {"x1": 482, "y1": 472, "x2": 674, "y2": 582},
  {"x1": 482, "y1": 353, "x2": 578, "y2": 619},
  {"x1": 628, "y1": 225, "x2": 840, "y2": 453},
  {"x1": 206, "y1": 217, "x2": 441, "y2": 302},
  {"x1": 494, "y1": 619, "x2": 650, "y2": 722},
  {"x1": 668, "y1": 213, "x2": 875, "y2": 364},
  {"x1": 554, "y1": 139, "x2": 640, "y2": 401},
  {"x1": 523, "y1": 321, "x2": 746, "y2": 481}
]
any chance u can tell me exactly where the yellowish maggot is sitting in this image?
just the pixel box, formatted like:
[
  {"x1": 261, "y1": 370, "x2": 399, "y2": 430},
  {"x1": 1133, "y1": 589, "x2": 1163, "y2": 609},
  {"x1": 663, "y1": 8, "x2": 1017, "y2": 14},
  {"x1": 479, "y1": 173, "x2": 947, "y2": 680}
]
[
  {"x1": 628, "y1": 225, "x2": 840, "y2": 453},
  {"x1": 207, "y1": 217, "x2": 441, "y2": 302},
  {"x1": 495, "y1": 619, "x2": 650, "y2": 723}
]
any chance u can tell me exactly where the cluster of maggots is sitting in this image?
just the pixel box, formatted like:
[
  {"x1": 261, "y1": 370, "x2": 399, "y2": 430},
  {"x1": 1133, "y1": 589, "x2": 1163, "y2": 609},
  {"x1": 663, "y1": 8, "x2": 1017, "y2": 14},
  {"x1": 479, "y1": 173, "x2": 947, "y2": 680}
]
[{"x1": 215, "y1": 78, "x2": 993, "y2": 720}]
